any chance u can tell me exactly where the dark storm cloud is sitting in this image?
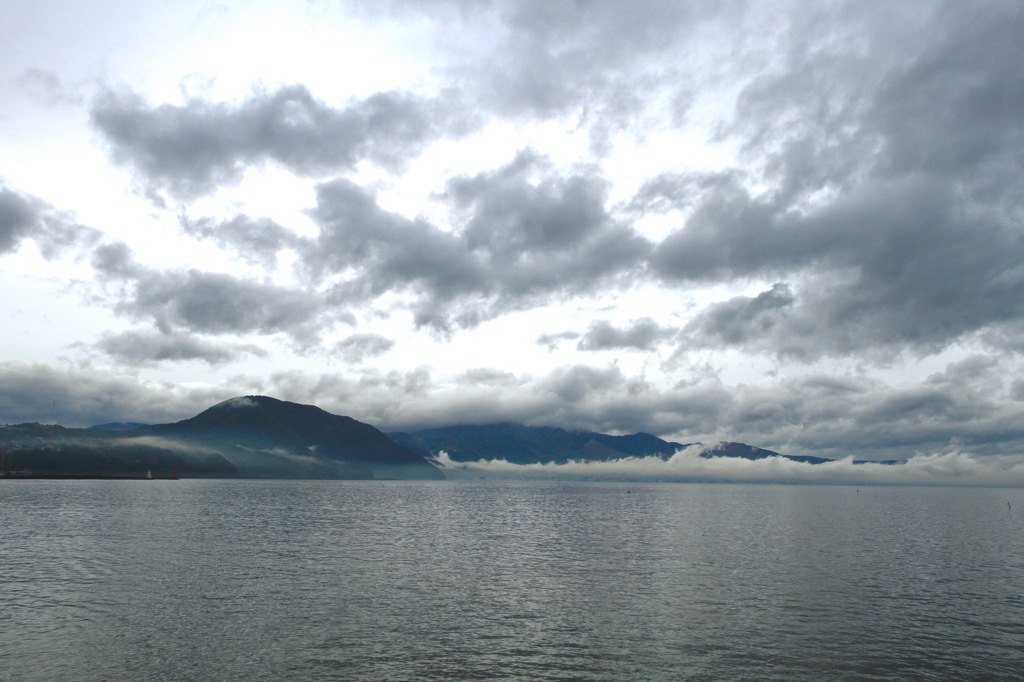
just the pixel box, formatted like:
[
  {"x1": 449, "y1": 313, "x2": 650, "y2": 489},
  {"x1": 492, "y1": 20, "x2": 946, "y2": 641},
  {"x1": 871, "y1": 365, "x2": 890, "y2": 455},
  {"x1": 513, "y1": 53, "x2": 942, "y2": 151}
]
[
  {"x1": 646, "y1": 171, "x2": 818, "y2": 280},
  {"x1": 90, "y1": 241, "x2": 138, "y2": 278},
  {"x1": 91, "y1": 242, "x2": 330, "y2": 344},
  {"x1": 256, "y1": 362, "x2": 733, "y2": 439},
  {"x1": 856, "y1": 388, "x2": 964, "y2": 429},
  {"x1": 91, "y1": 85, "x2": 457, "y2": 199},
  {"x1": 729, "y1": 0, "x2": 1024, "y2": 206},
  {"x1": 180, "y1": 214, "x2": 301, "y2": 270},
  {"x1": 542, "y1": 364, "x2": 627, "y2": 403},
  {"x1": 705, "y1": 359, "x2": 1024, "y2": 460},
  {"x1": 343, "y1": 355, "x2": 1022, "y2": 460},
  {"x1": 333, "y1": 334, "x2": 394, "y2": 364},
  {"x1": 456, "y1": 368, "x2": 519, "y2": 387},
  {"x1": 263, "y1": 366, "x2": 436, "y2": 421},
  {"x1": 305, "y1": 178, "x2": 489, "y2": 332},
  {"x1": 712, "y1": 352, "x2": 1015, "y2": 454},
  {"x1": 577, "y1": 318, "x2": 676, "y2": 351},
  {"x1": 96, "y1": 330, "x2": 268, "y2": 366},
  {"x1": 130, "y1": 270, "x2": 324, "y2": 339},
  {"x1": 306, "y1": 153, "x2": 650, "y2": 330},
  {"x1": 536, "y1": 331, "x2": 579, "y2": 350},
  {"x1": 645, "y1": 1, "x2": 1024, "y2": 360},
  {"x1": 443, "y1": 152, "x2": 651, "y2": 304},
  {"x1": 0, "y1": 362, "x2": 232, "y2": 427},
  {"x1": 0, "y1": 183, "x2": 99, "y2": 257},
  {"x1": 981, "y1": 322, "x2": 1024, "y2": 355},
  {"x1": 1011, "y1": 380, "x2": 1024, "y2": 403},
  {"x1": 0, "y1": 186, "x2": 37, "y2": 254},
  {"x1": 260, "y1": 357, "x2": 1024, "y2": 458},
  {"x1": 872, "y1": 2, "x2": 1024, "y2": 180},
  {"x1": 682, "y1": 283, "x2": 798, "y2": 354},
  {"x1": 306, "y1": 177, "x2": 484, "y2": 303},
  {"x1": 450, "y1": 151, "x2": 608, "y2": 255},
  {"x1": 653, "y1": 173, "x2": 1024, "y2": 360},
  {"x1": 445, "y1": 364, "x2": 728, "y2": 439}
]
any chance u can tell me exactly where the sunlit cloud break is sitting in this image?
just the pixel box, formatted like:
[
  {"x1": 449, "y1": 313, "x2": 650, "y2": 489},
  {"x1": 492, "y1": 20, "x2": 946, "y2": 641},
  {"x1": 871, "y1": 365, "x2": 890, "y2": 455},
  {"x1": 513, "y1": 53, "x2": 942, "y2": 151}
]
[{"x1": 433, "y1": 445, "x2": 1024, "y2": 487}]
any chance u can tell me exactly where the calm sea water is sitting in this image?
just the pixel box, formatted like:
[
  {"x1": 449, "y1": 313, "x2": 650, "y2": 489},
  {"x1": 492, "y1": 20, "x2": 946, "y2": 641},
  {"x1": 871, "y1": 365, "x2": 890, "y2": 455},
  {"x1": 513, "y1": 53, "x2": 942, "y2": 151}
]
[{"x1": 1, "y1": 480, "x2": 1022, "y2": 681}]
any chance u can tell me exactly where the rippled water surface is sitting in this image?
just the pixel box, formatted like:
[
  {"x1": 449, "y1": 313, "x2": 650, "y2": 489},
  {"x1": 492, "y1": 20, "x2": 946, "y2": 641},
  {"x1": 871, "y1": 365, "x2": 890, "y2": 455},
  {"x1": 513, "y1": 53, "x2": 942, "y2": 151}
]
[{"x1": 2, "y1": 480, "x2": 1023, "y2": 680}]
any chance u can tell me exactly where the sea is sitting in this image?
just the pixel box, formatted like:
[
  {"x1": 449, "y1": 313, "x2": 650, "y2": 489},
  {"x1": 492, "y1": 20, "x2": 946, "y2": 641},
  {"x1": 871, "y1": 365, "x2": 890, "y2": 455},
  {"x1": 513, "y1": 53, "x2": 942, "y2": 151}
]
[{"x1": 1, "y1": 479, "x2": 1022, "y2": 681}]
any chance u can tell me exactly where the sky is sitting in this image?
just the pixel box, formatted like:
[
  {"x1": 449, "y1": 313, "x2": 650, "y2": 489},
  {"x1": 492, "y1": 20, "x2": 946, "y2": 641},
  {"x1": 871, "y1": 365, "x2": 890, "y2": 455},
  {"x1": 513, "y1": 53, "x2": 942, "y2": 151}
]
[{"x1": 1, "y1": 0, "x2": 1023, "y2": 463}]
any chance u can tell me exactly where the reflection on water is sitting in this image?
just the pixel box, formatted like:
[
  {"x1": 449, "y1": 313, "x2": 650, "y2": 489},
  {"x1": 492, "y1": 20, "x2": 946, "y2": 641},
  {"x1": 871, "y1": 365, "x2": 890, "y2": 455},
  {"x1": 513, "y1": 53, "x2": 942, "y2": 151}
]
[{"x1": 2, "y1": 480, "x2": 1022, "y2": 680}]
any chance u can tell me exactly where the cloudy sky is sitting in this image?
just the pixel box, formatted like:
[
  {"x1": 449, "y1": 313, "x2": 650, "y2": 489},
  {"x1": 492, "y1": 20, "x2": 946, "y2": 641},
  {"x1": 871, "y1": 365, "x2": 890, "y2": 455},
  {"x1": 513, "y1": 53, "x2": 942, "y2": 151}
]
[{"x1": 2, "y1": 0, "x2": 1023, "y2": 462}]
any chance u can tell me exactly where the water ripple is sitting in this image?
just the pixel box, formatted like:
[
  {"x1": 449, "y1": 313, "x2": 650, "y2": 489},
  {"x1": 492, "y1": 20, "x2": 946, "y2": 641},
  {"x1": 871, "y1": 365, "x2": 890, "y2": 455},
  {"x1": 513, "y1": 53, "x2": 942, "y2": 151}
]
[{"x1": 1, "y1": 481, "x2": 1023, "y2": 680}]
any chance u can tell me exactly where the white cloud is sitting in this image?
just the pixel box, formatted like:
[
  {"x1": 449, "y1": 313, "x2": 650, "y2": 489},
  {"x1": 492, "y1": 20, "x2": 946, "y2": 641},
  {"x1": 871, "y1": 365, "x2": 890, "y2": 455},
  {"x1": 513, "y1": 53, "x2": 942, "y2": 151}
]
[{"x1": 434, "y1": 446, "x2": 1024, "y2": 487}]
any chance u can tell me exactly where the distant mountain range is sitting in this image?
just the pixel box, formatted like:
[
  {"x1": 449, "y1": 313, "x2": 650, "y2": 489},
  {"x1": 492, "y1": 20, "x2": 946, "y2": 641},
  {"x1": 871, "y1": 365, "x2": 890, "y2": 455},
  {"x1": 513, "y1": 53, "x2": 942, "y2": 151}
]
[
  {"x1": 1, "y1": 396, "x2": 440, "y2": 480},
  {"x1": 1, "y1": 395, "x2": 838, "y2": 480},
  {"x1": 388, "y1": 423, "x2": 832, "y2": 465},
  {"x1": 0, "y1": 421, "x2": 238, "y2": 478},
  {"x1": 89, "y1": 422, "x2": 148, "y2": 432}
]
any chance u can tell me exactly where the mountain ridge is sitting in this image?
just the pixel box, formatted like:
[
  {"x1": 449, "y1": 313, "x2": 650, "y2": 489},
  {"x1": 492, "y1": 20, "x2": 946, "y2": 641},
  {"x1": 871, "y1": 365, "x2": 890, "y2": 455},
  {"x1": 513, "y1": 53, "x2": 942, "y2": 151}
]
[
  {"x1": 3, "y1": 395, "x2": 845, "y2": 479},
  {"x1": 2, "y1": 396, "x2": 443, "y2": 480},
  {"x1": 136, "y1": 395, "x2": 443, "y2": 480},
  {"x1": 388, "y1": 422, "x2": 831, "y2": 465}
]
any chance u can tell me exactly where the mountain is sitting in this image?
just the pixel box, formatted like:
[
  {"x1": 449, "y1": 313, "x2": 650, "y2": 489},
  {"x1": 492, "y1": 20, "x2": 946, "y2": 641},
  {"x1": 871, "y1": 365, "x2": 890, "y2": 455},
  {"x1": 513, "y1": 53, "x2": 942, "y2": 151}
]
[
  {"x1": 389, "y1": 423, "x2": 831, "y2": 466},
  {"x1": 137, "y1": 396, "x2": 443, "y2": 480},
  {"x1": 0, "y1": 422, "x2": 237, "y2": 478},
  {"x1": 3, "y1": 397, "x2": 839, "y2": 480},
  {"x1": 389, "y1": 422, "x2": 682, "y2": 464},
  {"x1": 3, "y1": 397, "x2": 443, "y2": 480},
  {"x1": 89, "y1": 422, "x2": 149, "y2": 432},
  {"x1": 706, "y1": 441, "x2": 832, "y2": 465}
]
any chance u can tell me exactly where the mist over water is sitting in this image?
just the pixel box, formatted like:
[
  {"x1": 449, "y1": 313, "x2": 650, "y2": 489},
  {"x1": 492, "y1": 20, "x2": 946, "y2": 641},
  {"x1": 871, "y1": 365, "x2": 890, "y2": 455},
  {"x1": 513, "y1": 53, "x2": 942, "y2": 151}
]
[
  {"x1": 434, "y1": 446, "x2": 1024, "y2": 486},
  {"x1": 2, "y1": 479, "x2": 1022, "y2": 681}
]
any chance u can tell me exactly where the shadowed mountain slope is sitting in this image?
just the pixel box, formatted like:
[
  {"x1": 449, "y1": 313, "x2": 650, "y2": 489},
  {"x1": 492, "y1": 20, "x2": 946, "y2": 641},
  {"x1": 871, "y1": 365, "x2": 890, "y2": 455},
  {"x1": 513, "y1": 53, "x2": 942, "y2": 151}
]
[
  {"x1": 0, "y1": 422, "x2": 237, "y2": 478},
  {"x1": 389, "y1": 423, "x2": 829, "y2": 465},
  {"x1": 138, "y1": 395, "x2": 443, "y2": 479}
]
